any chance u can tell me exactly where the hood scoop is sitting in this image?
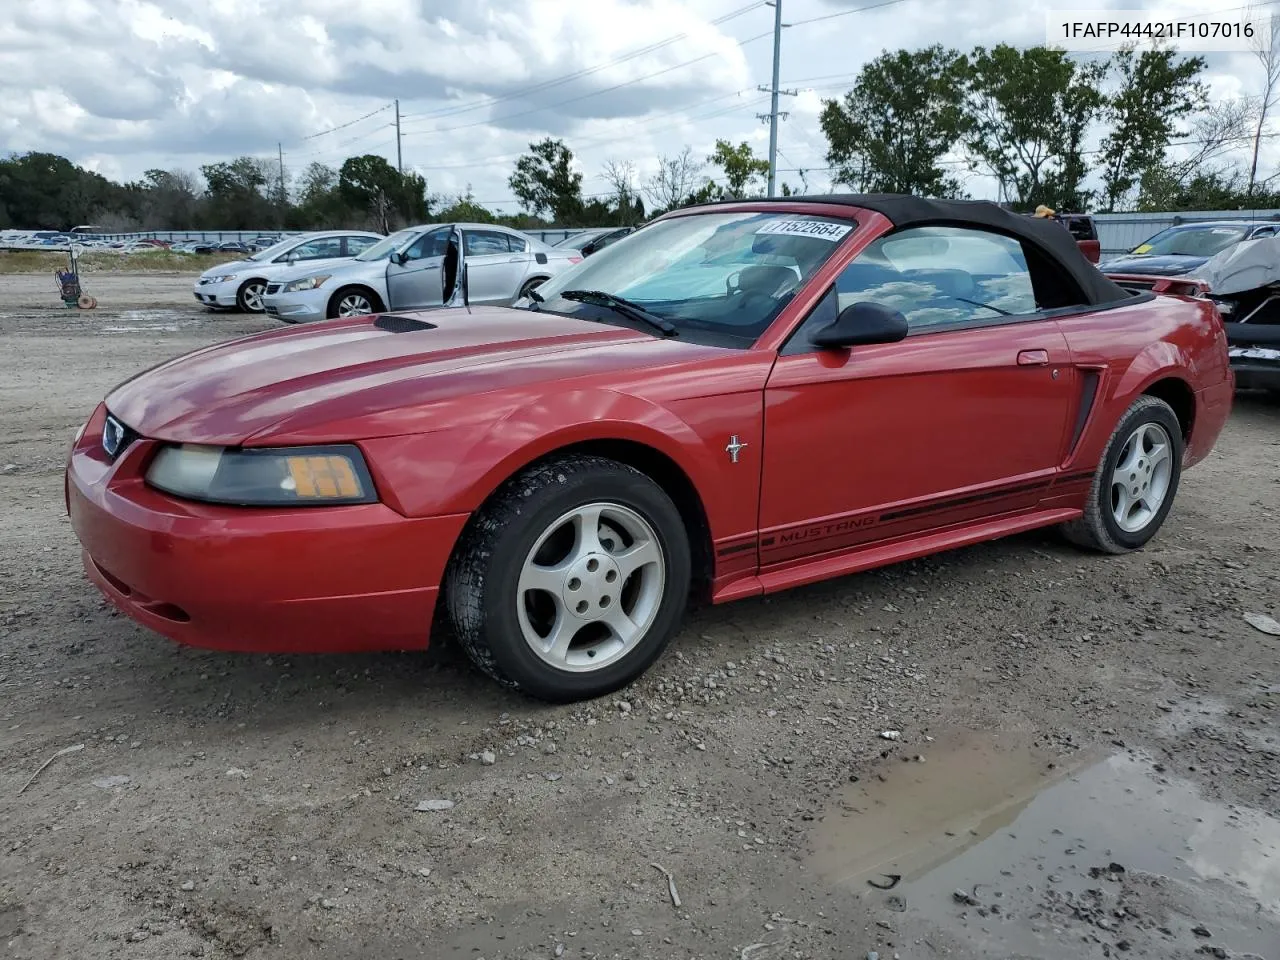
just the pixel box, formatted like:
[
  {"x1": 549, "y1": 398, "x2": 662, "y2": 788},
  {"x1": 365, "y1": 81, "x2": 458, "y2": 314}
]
[{"x1": 374, "y1": 314, "x2": 438, "y2": 333}]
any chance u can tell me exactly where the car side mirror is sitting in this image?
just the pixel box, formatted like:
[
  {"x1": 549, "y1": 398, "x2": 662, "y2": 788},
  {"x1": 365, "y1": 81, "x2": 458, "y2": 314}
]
[
  {"x1": 810, "y1": 301, "x2": 909, "y2": 350},
  {"x1": 390, "y1": 251, "x2": 406, "y2": 266},
  {"x1": 285, "y1": 252, "x2": 297, "y2": 265}
]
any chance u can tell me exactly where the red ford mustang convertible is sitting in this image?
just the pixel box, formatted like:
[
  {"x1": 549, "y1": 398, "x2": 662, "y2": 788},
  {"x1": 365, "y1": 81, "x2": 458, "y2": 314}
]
[{"x1": 66, "y1": 196, "x2": 1233, "y2": 702}]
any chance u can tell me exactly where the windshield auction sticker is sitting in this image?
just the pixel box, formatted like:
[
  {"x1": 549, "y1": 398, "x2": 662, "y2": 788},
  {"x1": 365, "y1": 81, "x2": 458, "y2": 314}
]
[
  {"x1": 756, "y1": 220, "x2": 853, "y2": 242},
  {"x1": 1047, "y1": 9, "x2": 1267, "y2": 51}
]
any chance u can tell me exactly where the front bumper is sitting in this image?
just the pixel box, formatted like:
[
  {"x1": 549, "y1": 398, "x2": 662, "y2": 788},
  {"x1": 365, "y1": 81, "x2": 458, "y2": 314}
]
[
  {"x1": 261, "y1": 286, "x2": 329, "y2": 323},
  {"x1": 65, "y1": 407, "x2": 468, "y2": 654},
  {"x1": 1229, "y1": 348, "x2": 1280, "y2": 390},
  {"x1": 193, "y1": 277, "x2": 238, "y2": 308},
  {"x1": 1224, "y1": 323, "x2": 1280, "y2": 391}
]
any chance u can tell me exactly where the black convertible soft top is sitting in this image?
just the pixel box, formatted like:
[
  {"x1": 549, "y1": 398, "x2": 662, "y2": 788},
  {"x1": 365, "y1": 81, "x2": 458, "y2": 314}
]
[{"x1": 721, "y1": 193, "x2": 1132, "y2": 307}]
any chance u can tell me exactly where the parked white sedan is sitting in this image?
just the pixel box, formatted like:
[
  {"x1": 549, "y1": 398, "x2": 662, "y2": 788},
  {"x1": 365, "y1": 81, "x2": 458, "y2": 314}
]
[
  {"x1": 192, "y1": 230, "x2": 384, "y2": 313},
  {"x1": 260, "y1": 223, "x2": 580, "y2": 322}
]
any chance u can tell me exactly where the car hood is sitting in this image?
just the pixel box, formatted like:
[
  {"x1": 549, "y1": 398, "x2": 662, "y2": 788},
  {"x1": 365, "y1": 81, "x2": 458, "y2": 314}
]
[
  {"x1": 1098, "y1": 253, "x2": 1210, "y2": 276},
  {"x1": 104, "y1": 306, "x2": 723, "y2": 446},
  {"x1": 201, "y1": 256, "x2": 357, "y2": 281},
  {"x1": 276, "y1": 257, "x2": 384, "y2": 285},
  {"x1": 199, "y1": 259, "x2": 253, "y2": 278}
]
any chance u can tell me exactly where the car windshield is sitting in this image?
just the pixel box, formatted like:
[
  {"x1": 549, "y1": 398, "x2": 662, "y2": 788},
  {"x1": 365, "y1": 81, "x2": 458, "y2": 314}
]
[
  {"x1": 354, "y1": 228, "x2": 419, "y2": 261},
  {"x1": 528, "y1": 211, "x2": 854, "y2": 346},
  {"x1": 247, "y1": 236, "x2": 301, "y2": 261},
  {"x1": 1132, "y1": 224, "x2": 1249, "y2": 257}
]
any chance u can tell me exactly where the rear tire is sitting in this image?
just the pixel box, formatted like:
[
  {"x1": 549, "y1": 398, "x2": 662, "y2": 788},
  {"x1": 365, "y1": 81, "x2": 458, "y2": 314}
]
[
  {"x1": 518, "y1": 277, "x2": 547, "y2": 300},
  {"x1": 1061, "y1": 395, "x2": 1184, "y2": 554},
  {"x1": 327, "y1": 286, "x2": 384, "y2": 319},
  {"x1": 445, "y1": 455, "x2": 691, "y2": 702}
]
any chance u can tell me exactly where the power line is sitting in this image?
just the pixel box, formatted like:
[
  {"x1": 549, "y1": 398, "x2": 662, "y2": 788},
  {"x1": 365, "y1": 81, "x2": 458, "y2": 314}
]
[
  {"x1": 408, "y1": 95, "x2": 770, "y2": 172},
  {"x1": 299, "y1": 102, "x2": 395, "y2": 141},
  {"x1": 399, "y1": 0, "x2": 768, "y2": 124},
  {"x1": 788, "y1": 0, "x2": 912, "y2": 29},
  {"x1": 400, "y1": 27, "x2": 775, "y2": 139}
]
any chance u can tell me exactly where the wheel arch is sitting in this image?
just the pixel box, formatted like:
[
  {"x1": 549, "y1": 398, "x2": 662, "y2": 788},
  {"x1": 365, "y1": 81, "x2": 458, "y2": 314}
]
[
  {"x1": 1139, "y1": 375, "x2": 1195, "y2": 442},
  {"x1": 442, "y1": 434, "x2": 716, "y2": 604},
  {"x1": 327, "y1": 283, "x2": 384, "y2": 317}
]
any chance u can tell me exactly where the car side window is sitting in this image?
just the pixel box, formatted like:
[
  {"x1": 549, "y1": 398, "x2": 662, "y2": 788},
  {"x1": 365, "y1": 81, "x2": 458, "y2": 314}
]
[
  {"x1": 782, "y1": 226, "x2": 1055, "y2": 355},
  {"x1": 1251, "y1": 225, "x2": 1277, "y2": 238},
  {"x1": 595, "y1": 229, "x2": 627, "y2": 251},
  {"x1": 344, "y1": 236, "x2": 380, "y2": 255},
  {"x1": 464, "y1": 231, "x2": 513, "y2": 255},
  {"x1": 507, "y1": 234, "x2": 529, "y2": 253},
  {"x1": 290, "y1": 237, "x2": 345, "y2": 261},
  {"x1": 402, "y1": 229, "x2": 449, "y2": 261}
]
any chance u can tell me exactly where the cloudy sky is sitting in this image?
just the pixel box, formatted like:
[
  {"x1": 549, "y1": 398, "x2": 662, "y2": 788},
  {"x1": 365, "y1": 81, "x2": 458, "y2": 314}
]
[{"x1": 0, "y1": 0, "x2": 1272, "y2": 213}]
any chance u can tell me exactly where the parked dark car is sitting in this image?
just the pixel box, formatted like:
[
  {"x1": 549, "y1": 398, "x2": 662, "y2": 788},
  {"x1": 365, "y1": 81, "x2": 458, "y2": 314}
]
[
  {"x1": 553, "y1": 226, "x2": 635, "y2": 258},
  {"x1": 1099, "y1": 220, "x2": 1280, "y2": 277}
]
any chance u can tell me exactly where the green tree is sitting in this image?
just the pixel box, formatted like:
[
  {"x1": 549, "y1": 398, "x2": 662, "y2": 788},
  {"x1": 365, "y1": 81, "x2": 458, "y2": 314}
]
[
  {"x1": 643, "y1": 147, "x2": 705, "y2": 214},
  {"x1": 339, "y1": 154, "x2": 404, "y2": 231},
  {"x1": 1135, "y1": 99, "x2": 1254, "y2": 210},
  {"x1": 706, "y1": 139, "x2": 770, "y2": 199},
  {"x1": 508, "y1": 137, "x2": 584, "y2": 222},
  {"x1": 820, "y1": 45, "x2": 970, "y2": 197},
  {"x1": 1098, "y1": 46, "x2": 1207, "y2": 211},
  {"x1": 433, "y1": 187, "x2": 498, "y2": 224},
  {"x1": 0, "y1": 152, "x2": 131, "y2": 229},
  {"x1": 965, "y1": 45, "x2": 1107, "y2": 210},
  {"x1": 200, "y1": 157, "x2": 273, "y2": 229},
  {"x1": 135, "y1": 169, "x2": 199, "y2": 229}
]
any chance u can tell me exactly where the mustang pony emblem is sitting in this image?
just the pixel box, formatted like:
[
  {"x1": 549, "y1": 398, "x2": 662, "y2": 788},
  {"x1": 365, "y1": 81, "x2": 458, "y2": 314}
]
[{"x1": 725, "y1": 435, "x2": 748, "y2": 463}]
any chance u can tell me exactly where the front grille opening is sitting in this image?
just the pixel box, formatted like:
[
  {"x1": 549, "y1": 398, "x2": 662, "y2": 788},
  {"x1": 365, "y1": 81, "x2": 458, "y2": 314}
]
[
  {"x1": 139, "y1": 601, "x2": 191, "y2": 623},
  {"x1": 94, "y1": 561, "x2": 133, "y2": 597}
]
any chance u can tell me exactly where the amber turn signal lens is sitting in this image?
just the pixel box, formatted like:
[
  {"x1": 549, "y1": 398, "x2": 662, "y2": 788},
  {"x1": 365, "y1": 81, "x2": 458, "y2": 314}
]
[{"x1": 286, "y1": 455, "x2": 363, "y2": 499}]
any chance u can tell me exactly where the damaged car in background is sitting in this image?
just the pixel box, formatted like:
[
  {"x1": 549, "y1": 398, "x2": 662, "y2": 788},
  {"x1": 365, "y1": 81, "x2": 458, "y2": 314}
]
[
  {"x1": 1102, "y1": 221, "x2": 1280, "y2": 394},
  {"x1": 1195, "y1": 234, "x2": 1280, "y2": 394}
]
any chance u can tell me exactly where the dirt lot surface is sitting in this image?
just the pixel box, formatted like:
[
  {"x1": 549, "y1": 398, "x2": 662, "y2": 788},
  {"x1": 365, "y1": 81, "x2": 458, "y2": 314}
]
[{"x1": 1, "y1": 272, "x2": 1278, "y2": 960}]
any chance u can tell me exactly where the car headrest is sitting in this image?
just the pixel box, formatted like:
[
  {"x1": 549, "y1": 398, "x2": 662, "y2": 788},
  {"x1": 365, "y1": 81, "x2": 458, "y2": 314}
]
[{"x1": 737, "y1": 264, "x2": 799, "y2": 296}]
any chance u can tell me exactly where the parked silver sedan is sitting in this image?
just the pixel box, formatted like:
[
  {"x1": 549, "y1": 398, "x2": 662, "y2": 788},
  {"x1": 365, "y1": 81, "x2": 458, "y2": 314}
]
[
  {"x1": 261, "y1": 223, "x2": 581, "y2": 323},
  {"x1": 192, "y1": 230, "x2": 384, "y2": 313}
]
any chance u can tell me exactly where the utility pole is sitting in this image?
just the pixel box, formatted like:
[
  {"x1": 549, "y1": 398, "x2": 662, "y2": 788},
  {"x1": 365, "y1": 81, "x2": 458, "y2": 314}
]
[
  {"x1": 757, "y1": 0, "x2": 796, "y2": 197},
  {"x1": 394, "y1": 99, "x2": 403, "y2": 175}
]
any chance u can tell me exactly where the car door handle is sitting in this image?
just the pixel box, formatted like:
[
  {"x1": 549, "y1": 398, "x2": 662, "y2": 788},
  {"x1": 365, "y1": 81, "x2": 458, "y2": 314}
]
[
  {"x1": 1017, "y1": 349, "x2": 1050, "y2": 366},
  {"x1": 506, "y1": 256, "x2": 524, "y2": 263}
]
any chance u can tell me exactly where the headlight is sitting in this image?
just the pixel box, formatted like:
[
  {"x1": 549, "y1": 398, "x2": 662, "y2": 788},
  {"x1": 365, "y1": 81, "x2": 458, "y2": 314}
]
[
  {"x1": 283, "y1": 275, "x2": 331, "y2": 293},
  {"x1": 145, "y1": 444, "x2": 377, "y2": 506},
  {"x1": 205, "y1": 274, "x2": 238, "y2": 284}
]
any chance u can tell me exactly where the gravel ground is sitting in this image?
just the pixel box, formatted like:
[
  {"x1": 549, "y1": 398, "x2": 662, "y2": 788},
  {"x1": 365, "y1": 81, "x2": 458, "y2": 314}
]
[{"x1": 1, "y1": 273, "x2": 1278, "y2": 960}]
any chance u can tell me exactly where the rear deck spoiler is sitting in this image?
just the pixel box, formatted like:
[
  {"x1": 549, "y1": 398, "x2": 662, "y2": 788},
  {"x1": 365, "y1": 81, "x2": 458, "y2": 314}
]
[{"x1": 1101, "y1": 273, "x2": 1212, "y2": 299}]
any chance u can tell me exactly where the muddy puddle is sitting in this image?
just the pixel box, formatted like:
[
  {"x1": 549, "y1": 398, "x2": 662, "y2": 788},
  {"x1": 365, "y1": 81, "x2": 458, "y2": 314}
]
[
  {"x1": 96, "y1": 309, "x2": 210, "y2": 333},
  {"x1": 810, "y1": 731, "x2": 1279, "y2": 958}
]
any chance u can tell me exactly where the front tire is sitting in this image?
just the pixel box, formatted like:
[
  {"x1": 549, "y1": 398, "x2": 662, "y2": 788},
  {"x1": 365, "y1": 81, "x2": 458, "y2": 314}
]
[
  {"x1": 1061, "y1": 394, "x2": 1184, "y2": 554},
  {"x1": 327, "y1": 287, "x2": 384, "y2": 319},
  {"x1": 236, "y1": 278, "x2": 267, "y2": 313},
  {"x1": 445, "y1": 455, "x2": 691, "y2": 702}
]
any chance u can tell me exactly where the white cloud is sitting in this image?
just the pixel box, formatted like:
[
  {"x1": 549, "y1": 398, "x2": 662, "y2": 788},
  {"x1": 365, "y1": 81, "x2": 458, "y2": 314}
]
[{"x1": 0, "y1": 0, "x2": 1275, "y2": 209}]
